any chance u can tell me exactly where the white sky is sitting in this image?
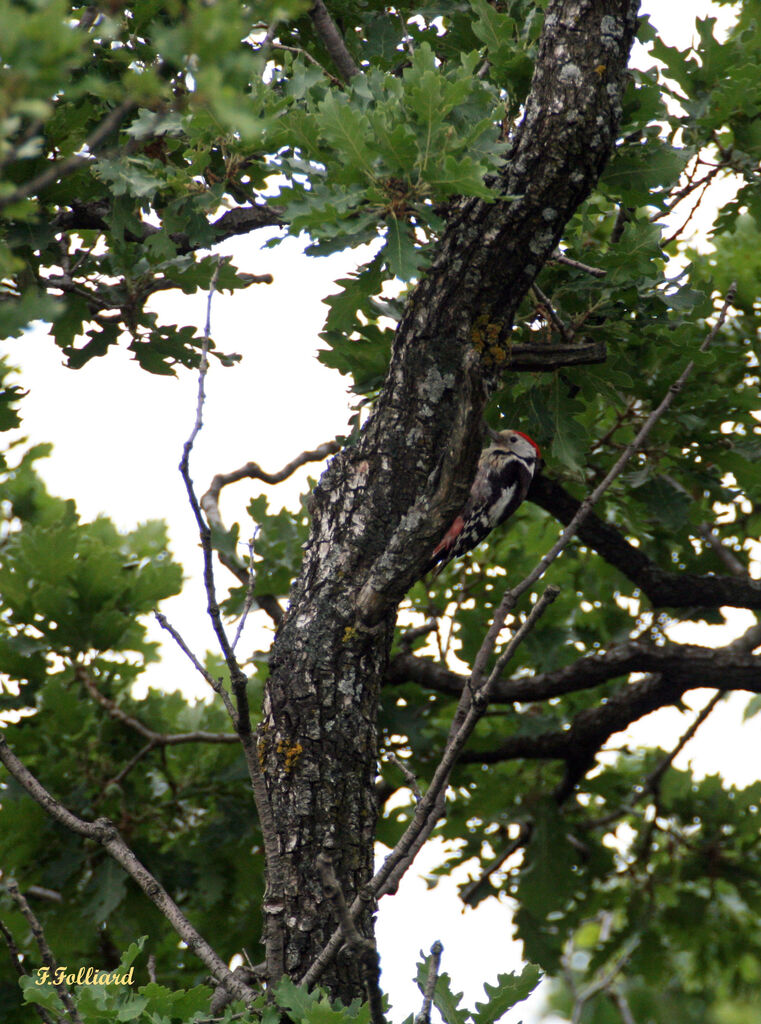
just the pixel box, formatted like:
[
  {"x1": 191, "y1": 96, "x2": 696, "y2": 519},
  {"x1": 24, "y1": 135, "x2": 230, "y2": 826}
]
[{"x1": 2, "y1": 2, "x2": 758, "y2": 1022}]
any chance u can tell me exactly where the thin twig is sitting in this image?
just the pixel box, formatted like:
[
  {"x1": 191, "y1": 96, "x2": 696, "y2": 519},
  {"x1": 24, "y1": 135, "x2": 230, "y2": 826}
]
[
  {"x1": 644, "y1": 691, "x2": 724, "y2": 792},
  {"x1": 0, "y1": 917, "x2": 57, "y2": 1024},
  {"x1": 384, "y1": 751, "x2": 422, "y2": 802},
  {"x1": 0, "y1": 100, "x2": 136, "y2": 211},
  {"x1": 550, "y1": 252, "x2": 607, "y2": 277},
  {"x1": 584, "y1": 691, "x2": 725, "y2": 831},
  {"x1": 316, "y1": 854, "x2": 386, "y2": 1024},
  {"x1": 531, "y1": 282, "x2": 573, "y2": 342},
  {"x1": 697, "y1": 522, "x2": 747, "y2": 577},
  {"x1": 414, "y1": 940, "x2": 443, "y2": 1024},
  {"x1": 395, "y1": 8, "x2": 415, "y2": 61},
  {"x1": 7, "y1": 880, "x2": 83, "y2": 1024},
  {"x1": 77, "y1": 664, "x2": 238, "y2": 745},
  {"x1": 154, "y1": 612, "x2": 238, "y2": 723},
  {"x1": 267, "y1": 43, "x2": 341, "y2": 84},
  {"x1": 232, "y1": 536, "x2": 258, "y2": 651},
  {"x1": 608, "y1": 989, "x2": 636, "y2": 1024},
  {"x1": 397, "y1": 619, "x2": 438, "y2": 649},
  {"x1": 459, "y1": 823, "x2": 532, "y2": 904},
  {"x1": 0, "y1": 736, "x2": 254, "y2": 1004},
  {"x1": 177, "y1": 263, "x2": 286, "y2": 982}
]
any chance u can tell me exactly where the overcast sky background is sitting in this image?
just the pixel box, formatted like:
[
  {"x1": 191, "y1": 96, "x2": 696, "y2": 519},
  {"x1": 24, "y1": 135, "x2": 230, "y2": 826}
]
[{"x1": 3, "y1": 3, "x2": 759, "y2": 1021}]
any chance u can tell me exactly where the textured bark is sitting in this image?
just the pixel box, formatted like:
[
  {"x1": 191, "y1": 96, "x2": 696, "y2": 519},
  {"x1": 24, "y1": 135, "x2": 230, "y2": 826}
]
[{"x1": 260, "y1": 0, "x2": 640, "y2": 998}]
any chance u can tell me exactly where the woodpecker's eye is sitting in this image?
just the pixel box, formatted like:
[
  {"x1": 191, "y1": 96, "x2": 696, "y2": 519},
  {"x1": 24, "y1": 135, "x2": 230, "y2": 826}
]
[{"x1": 509, "y1": 435, "x2": 517, "y2": 442}]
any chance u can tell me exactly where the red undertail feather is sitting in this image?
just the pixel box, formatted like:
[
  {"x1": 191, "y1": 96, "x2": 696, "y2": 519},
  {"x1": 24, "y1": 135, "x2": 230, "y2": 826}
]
[{"x1": 431, "y1": 514, "x2": 465, "y2": 559}]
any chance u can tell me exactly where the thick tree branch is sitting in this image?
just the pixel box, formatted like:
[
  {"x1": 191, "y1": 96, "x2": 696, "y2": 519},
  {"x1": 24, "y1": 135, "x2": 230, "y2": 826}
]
[
  {"x1": 52, "y1": 202, "x2": 283, "y2": 255},
  {"x1": 389, "y1": 639, "x2": 761, "y2": 705},
  {"x1": 529, "y1": 473, "x2": 761, "y2": 610},
  {"x1": 309, "y1": 0, "x2": 361, "y2": 81},
  {"x1": 504, "y1": 340, "x2": 607, "y2": 370}
]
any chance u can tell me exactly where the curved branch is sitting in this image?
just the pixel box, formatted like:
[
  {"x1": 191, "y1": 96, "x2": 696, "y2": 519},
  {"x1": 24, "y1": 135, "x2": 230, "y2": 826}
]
[
  {"x1": 200, "y1": 440, "x2": 341, "y2": 518},
  {"x1": 77, "y1": 666, "x2": 238, "y2": 746},
  {"x1": 199, "y1": 440, "x2": 340, "y2": 626},
  {"x1": 0, "y1": 735, "x2": 255, "y2": 1004},
  {"x1": 528, "y1": 473, "x2": 761, "y2": 610}
]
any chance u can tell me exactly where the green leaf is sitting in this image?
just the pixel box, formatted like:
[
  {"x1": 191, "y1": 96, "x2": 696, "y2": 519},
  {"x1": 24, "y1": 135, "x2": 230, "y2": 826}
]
[
  {"x1": 472, "y1": 965, "x2": 543, "y2": 1024},
  {"x1": 384, "y1": 216, "x2": 425, "y2": 280},
  {"x1": 415, "y1": 956, "x2": 468, "y2": 1024}
]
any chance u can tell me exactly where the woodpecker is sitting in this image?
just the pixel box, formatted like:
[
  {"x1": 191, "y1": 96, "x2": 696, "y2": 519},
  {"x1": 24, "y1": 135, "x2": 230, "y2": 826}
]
[{"x1": 426, "y1": 428, "x2": 541, "y2": 576}]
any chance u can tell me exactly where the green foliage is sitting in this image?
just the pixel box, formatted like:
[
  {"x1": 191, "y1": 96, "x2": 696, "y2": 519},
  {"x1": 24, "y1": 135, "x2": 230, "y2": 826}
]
[
  {"x1": 414, "y1": 953, "x2": 541, "y2": 1024},
  {"x1": 0, "y1": 430, "x2": 264, "y2": 1020}
]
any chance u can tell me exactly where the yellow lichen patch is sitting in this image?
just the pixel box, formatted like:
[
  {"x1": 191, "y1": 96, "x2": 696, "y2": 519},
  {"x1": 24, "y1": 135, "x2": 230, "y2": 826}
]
[
  {"x1": 342, "y1": 625, "x2": 358, "y2": 643},
  {"x1": 277, "y1": 739, "x2": 304, "y2": 772},
  {"x1": 257, "y1": 726, "x2": 269, "y2": 769},
  {"x1": 471, "y1": 313, "x2": 510, "y2": 367}
]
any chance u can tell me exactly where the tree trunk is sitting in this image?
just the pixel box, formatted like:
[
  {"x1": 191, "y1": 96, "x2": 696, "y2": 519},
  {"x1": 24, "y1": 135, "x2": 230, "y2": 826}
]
[{"x1": 260, "y1": 0, "x2": 639, "y2": 999}]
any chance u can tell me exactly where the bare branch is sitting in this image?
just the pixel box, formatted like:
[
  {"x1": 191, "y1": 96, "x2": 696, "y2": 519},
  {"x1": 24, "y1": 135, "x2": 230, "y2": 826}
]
[
  {"x1": 7, "y1": 879, "x2": 83, "y2": 1024},
  {"x1": 177, "y1": 268, "x2": 286, "y2": 982},
  {"x1": 25, "y1": 887, "x2": 63, "y2": 904},
  {"x1": 232, "y1": 537, "x2": 258, "y2": 651},
  {"x1": 199, "y1": 441, "x2": 339, "y2": 627},
  {"x1": 397, "y1": 619, "x2": 438, "y2": 649},
  {"x1": 383, "y1": 751, "x2": 422, "y2": 802},
  {"x1": 459, "y1": 823, "x2": 532, "y2": 906},
  {"x1": 0, "y1": 735, "x2": 255, "y2": 1003},
  {"x1": 154, "y1": 612, "x2": 238, "y2": 723},
  {"x1": 389, "y1": 639, "x2": 761, "y2": 706},
  {"x1": 504, "y1": 340, "x2": 607, "y2": 371},
  {"x1": 268, "y1": 43, "x2": 342, "y2": 84},
  {"x1": 415, "y1": 940, "x2": 443, "y2": 1024},
  {"x1": 0, "y1": 917, "x2": 58, "y2": 1024},
  {"x1": 201, "y1": 441, "x2": 341, "y2": 517},
  {"x1": 697, "y1": 522, "x2": 748, "y2": 577}
]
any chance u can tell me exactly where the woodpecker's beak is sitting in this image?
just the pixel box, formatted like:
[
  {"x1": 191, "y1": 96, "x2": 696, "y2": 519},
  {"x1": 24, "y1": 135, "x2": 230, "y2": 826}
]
[{"x1": 484, "y1": 423, "x2": 503, "y2": 444}]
